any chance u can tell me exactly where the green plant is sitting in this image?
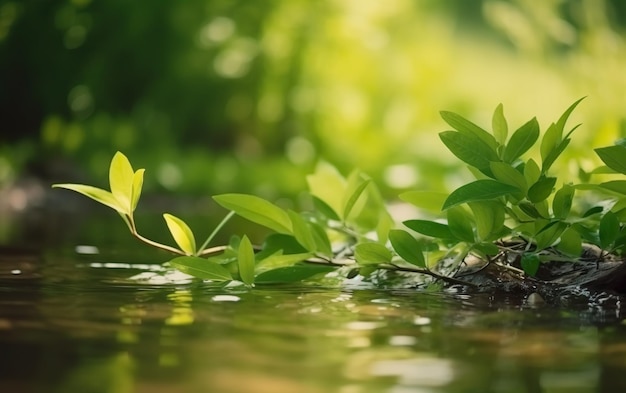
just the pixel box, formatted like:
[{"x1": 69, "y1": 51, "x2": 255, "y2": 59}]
[{"x1": 53, "y1": 99, "x2": 626, "y2": 287}]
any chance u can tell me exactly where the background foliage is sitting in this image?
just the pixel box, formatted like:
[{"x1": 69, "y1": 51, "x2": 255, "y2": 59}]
[{"x1": 1, "y1": 0, "x2": 626, "y2": 201}]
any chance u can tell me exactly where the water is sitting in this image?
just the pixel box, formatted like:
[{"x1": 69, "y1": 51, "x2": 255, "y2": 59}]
[{"x1": 2, "y1": 244, "x2": 626, "y2": 393}]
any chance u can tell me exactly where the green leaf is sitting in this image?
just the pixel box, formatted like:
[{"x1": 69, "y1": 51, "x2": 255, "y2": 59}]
[
  {"x1": 439, "y1": 131, "x2": 498, "y2": 175},
  {"x1": 52, "y1": 184, "x2": 124, "y2": 213},
  {"x1": 524, "y1": 159, "x2": 541, "y2": 187},
  {"x1": 403, "y1": 220, "x2": 454, "y2": 240},
  {"x1": 502, "y1": 118, "x2": 539, "y2": 163},
  {"x1": 527, "y1": 176, "x2": 556, "y2": 203},
  {"x1": 109, "y1": 152, "x2": 135, "y2": 214},
  {"x1": 518, "y1": 202, "x2": 545, "y2": 219},
  {"x1": 311, "y1": 196, "x2": 341, "y2": 221},
  {"x1": 342, "y1": 177, "x2": 371, "y2": 221},
  {"x1": 473, "y1": 242, "x2": 500, "y2": 256},
  {"x1": 213, "y1": 194, "x2": 292, "y2": 234},
  {"x1": 306, "y1": 162, "x2": 346, "y2": 219},
  {"x1": 355, "y1": 242, "x2": 392, "y2": 266},
  {"x1": 399, "y1": 191, "x2": 448, "y2": 213},
  {"x1": 309, "y1": 221, "x2": 333, "y2": 257},
  {"x1": 552, "y1": 184, "x2": 574, "y2": 219},
  {"x1": 163, "y1": 213, "x2": 196, "y2": 255},
  {"x1": 288, "y1": 210, "x2": 316, "y2": 252},
  {"x1": 238, "y1": 235, "x2": 256, "y2": 285},
  {"x1": 492, "y1": 103, "x2": 508, "y2": 145},
  {"x1": 599, "y1": 211, "x2": 620, "y2": 249},
  {"x1": 440, "y1": 111, "x2": 498, "y2": 150},
  {"x1": 255, "y1": 264, "x2": 336, "y2": 284},
  {"x1": 520, "y1": 254, "x2": 540, "y2": 277},
  {"x1": 447, "y1": 206, "x2": 474, "y2": 243},
  {"x1": 469, "y1": 201, "x2": 505, "y2": 241},
  {"x1": 599, "y1": 181, "x2": 626, "y2": 195},
  {"x1": 169, "y1": 256, "x2": 232, "y2": 281},
  {"x1": 256, "y1": 252, "x2": 314, "y2": 272},
  {"x1": 442, "y1": 180, "x2": 519, "y2": 209},
  {"x1": 389, "y1": 229, "x2": 425, "y2": 267},
  {"x1": 595, "y1": 145, "x2": 626, "y2": 175},
  {"x1": 131, "y1": 169, "x2": 145, "y2": 212},
  {"x1": 535, "y1": 221, "x2": 566, "y2": 250},
  {"x1": 557, "y1": 227, "x2": 582, "y2": 257},
  {"x1": 490, "y1": 162, "x2": 527, "y2": 194}
]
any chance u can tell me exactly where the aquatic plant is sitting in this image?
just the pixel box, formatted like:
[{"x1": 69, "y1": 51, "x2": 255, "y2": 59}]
[{"x1": 53, "y1": 99, "x2": 626, "y2": 287}]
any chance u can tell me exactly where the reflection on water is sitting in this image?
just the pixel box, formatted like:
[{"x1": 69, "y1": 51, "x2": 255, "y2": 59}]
[{"x1": 2, "y1": 247, "x2": 626, "y2": 393}]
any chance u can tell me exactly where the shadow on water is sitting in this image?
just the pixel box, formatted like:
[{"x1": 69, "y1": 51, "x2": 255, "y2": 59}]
[{"x1": 2, "y1": 208, "x2": 626, "y2": 392}]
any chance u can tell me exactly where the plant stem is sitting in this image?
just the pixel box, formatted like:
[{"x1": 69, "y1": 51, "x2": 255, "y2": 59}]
[
  {"x1": 197, "y1": 211, "x2": 235, "y2": 254},
  {"x1": 127, "y1": 215, "x2": 186, "y2": 255}
]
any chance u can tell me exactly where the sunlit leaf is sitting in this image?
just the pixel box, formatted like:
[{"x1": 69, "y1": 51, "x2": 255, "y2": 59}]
[
  {"x1": 355, "y1": 242, "x2": 392, "y2": 266},
  {"x1": 527, "y1": 176, "x2": 556, "y2": 203},
  {"x1": 490, "y1": 162, "x2": 527, "y2": 194},
  {"x1": 306, "y1": 162, "x2": 346, "y2": 219},
  {"x1": 51, "y1": 184, "x2": 124, "y2": 213},
  {"x1": 131, "y1": 169, "x2": 145, "y2": 212},
  {"x1": 599, "y1": 211, "x2": 620, "y2": 249},
  {"x1": 389, "y1": 229, "x2": 425, "y2": 267},
  {"x1": 447, "y1": 206, "x2": 474, "y2": 243},
  {"x1": 238, "y1": 235, "x2": 255, "y2": 285},
  {"x1": 442, "y1": 180, "x2": 518, "y2": 209},
  {"x1": 541, "y1": 132, "x2": 574, "y2": 174},
  {"x1": 255, "y1": 264, "x2": 336, "y2": 284},
  {"x1": 403, "y1": 220, "x2": 454, "y2": 239},
  {"x1": 595, "y1": 145, "x2": 626, "y2": 175},
  {"x1": 439, "y1": 131, "x2": 498, "y2": 175},
  {"x1": 312, "y1": 196, "x2": 340, "y2": 221},
  {"x1": 109, "y1": 152, "x2": 135, "y2": 214},
  {"x1": 342, "y1": 177, "x2": 371, "y2": 221},
  {"x1": 309, "y1": 222, "x2": 333, "y2": 257},
  {"x1": 169, "y1": 256, "x2": 232, "y2": 281},
  {"x1": 521, "y1": 254, "x2": 540, "y2": 276},
  {"x1": 399, "y1": 191, "x2": 448, "y2": 213},
  {"x1": 440, "y1": 111, "x2": 498, "y2": 150},
  {"x1": 376, "y1": 209, "x2": 394, "y2": 244},
  {"x1": 469, "y1": 201, "x2": 505, "y2": 241},
  {"x1": 502, "y1": 117, "x2": 539, "y2": 163},
  {"x1": 288, "y1": 210, "x2": 316, "y2": 252},
  {"x1": 552, "y1": 184, "x2": 574, "y2": 219},
  {"x1": 163, "y1": 213, "x2": 196, "y2": 255},
  {"x1": 524, "y1": 159, "x2": 541, "y2": 187},
  {"x1": 213, "y1": 194, "x2": 292, "y2": 234},
  {"x1": 492, "y1": 103, "x2": 508, "y2": 146},
  {"x1": 256, "y1": 252, "x2": 314, "y2": 272}
]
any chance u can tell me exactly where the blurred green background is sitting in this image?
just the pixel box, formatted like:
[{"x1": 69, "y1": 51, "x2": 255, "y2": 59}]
[{"x1": 1, "y1": 0, "x2": 625, "y2": 202}]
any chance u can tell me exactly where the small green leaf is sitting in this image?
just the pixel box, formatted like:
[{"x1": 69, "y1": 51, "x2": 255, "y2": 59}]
[
  {"x1": 557, "y1": 227, "x2": 582, "y2": 257},
  {"x1": 389, "y1": 229, "x2": 425, "y2": 267},
  {"x1": 599, "y1": 211, "x2": 620, "y2": 249},
  {"x1": 527, "y1": 176, "x2": 556, "y2": 203},
  {"x1": 518, "y1": 202, "x2": 545, "y2": 219},
  {"x1": 238, "y1": 235, "x2": 256, "y2": 285},
  {"x1": 163, "y1": 213, "x2": 196, "y2": 255},
  {"x1": 256, "y1": 252, "x2": 314, "y2": 272},
  {"x1": 169, "y1": 256, "x2": 232, "y2": 281},
  {"x1": 502, "y1": 117, "x2": 539, "y2": 163},
  {"x1": 535, "y1": 221, "x2": 566, "y2": 250},
  {"x1": 595, "y1": 145, "x2": 626, "y2": 175},
  {"x1": 288, "y1": 210, "x2": 316, "y2": 252},
  {"x1": 447, "y1": 206, "x2": 474, "y2": 243},
  {"x1": 342, "y1": 177, "x2": 371, "y2": 221},
  {"x1": 399, "y1": 191, "x2": 448, "y2": 213},
  {"x1": 490, "y1": 162, "x2": 527, "y2": 194},
  {"x1": 306, "y1": 162, "x2": 347, "y2": 219},
  {"x1": 52, "y1": 184, "x2": 124, "y2": 213},
  {"x1": 312, "y1": 196, "x2": 341, "y2": 221},
  {"x1": 355, "y1": 242, "x2": 392, "y2": 266},
  {"x1": 524, "y1": 159, "x2": 541, "y2": 187},
  {"x1": 213, "y1": 194, "x2": 292, "y2": 234},
  {"x1": 309, "y1": 221, "x2": 333, "y2": 257},
  {"x1": 520, "y1": 254, "x2": 540, "y2": 277},
  {"x1": 109, "y1": 152, "x2": 135, "y2": 214},
  {"x1": 131, "y1": 169, "x2": 145, "y2": 212},
  {"x1": 440, "y1": 111, "x2": 498, "y2": 150},
  {"x1": 442, "y1": 180, "x2": 519, "y2": 209},
  {"x1": 439, "y1": 131, "x2": 498, "y2": 175},
  {"x1": 469, "y1": 201, "x2": 505, "y2": 241},
  {"x1": 583, "y1": 206, "x2": 603, "y2": 218},
  {"x1": 473, "y1": 242, "x2": 500, "y2": 256},
  {"x1": 255, "y1": 264, "x2": 336, "y2": 284},
  {"x1": 492, "y1": 103, "x2": 508, "y2": 145},
  {"x1": 552, "y1": 184, "x2": 574, "y2": 219},
  {"x1": 403, "y1": 220, "x2": 454, "y2": 240}
]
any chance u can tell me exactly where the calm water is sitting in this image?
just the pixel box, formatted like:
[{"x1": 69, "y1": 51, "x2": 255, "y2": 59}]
[{"x1": 2, "y1": 210, "x2": 626, "y2": 392}]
